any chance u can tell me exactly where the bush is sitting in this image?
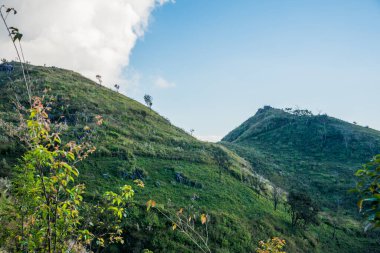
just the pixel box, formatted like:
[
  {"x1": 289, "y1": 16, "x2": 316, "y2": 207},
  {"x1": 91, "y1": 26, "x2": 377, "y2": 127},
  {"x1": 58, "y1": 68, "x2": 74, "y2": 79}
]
[
  {"x1": 287, "y1": 191, "x2": 319, "y2": 228},
  {"x1": 256, "y1": 237, "x2": 286, "y2": 253}
]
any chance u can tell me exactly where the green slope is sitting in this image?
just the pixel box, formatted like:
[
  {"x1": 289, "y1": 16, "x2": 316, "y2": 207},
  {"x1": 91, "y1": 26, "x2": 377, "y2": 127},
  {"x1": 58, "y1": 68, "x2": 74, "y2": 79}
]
[
  {"x1": 0, "y1": 65, "x2": 378, "y2": 252},
  {"x1": 221, "y1": 106, "x2": 380, "y2": 212}
]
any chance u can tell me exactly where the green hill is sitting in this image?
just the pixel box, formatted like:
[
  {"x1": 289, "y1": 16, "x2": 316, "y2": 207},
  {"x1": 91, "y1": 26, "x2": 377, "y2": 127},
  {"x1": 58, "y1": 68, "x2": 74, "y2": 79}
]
[
  {"x1": 0, "y1": 65, "x2": 379, "y2": 252},
  {"x1": 221, "y1": 106, "x2": 380, "y2": 213}
]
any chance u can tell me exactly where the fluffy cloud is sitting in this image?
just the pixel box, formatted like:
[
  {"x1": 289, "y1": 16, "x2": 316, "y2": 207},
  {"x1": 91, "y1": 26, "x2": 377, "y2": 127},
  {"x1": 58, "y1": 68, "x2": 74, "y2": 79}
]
[
  {"x1": 0, "y1": 0, "x2": 172, "y2": 89},
  {"x1": 154, "y1": 76, "x2": 176, "y2": 89}
]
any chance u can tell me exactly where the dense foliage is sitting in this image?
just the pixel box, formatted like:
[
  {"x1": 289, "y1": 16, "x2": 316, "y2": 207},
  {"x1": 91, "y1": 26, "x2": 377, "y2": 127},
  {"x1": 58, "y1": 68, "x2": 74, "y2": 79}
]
[
  {"x1": 287, "y1": 191, "x2": 319, "y2": 228},
  {"x1": 355, "y1": 154, "x2": 380, "y2": 231},
  {"x1": 0, "y1": 96, "x2": 140, "y2": 252}
]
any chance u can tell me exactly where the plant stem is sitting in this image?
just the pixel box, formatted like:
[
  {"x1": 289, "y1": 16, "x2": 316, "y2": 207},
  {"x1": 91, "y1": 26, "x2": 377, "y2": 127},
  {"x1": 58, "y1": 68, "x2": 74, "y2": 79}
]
[
  {"x1": 38, "y1": 165, "x2": 52, "y2": 252},
  {"x1": 0, "y1": 6, "x2": 32, "y2": 105}
]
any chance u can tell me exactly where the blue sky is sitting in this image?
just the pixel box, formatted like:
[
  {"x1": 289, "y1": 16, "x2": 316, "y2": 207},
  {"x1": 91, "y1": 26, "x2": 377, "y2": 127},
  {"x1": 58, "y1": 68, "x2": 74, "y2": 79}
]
[{"x1": 127, "y1": 0, "x2": 380, "y2": 141}]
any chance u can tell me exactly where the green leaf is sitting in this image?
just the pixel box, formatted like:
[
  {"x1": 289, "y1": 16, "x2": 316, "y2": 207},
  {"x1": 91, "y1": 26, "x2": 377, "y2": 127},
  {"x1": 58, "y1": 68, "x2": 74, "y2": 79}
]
[
  {"x1": 357, "y1": 199, "x2": 364, "y2": 211},
  {"x1": 355, "y1": 169, "x2": 365, "y2": 176},
  {"x1": 61, "y1": 162, "x2": 79, "y2": 177},
  {"x1": 6, "y1": 8, "x2": 17, "y2": 14},
  {"x1": 363, "y1": 197, "x2": 380, "y2": 203},
  {"x1": 54, "y1": 135, "x2": 61, "y2": 144},
  {"x1": 146, "y1": 200, "x2": 156, "y2": 211},
  {"x1": 12, "y1": 33, "x2": 23, "y2": 42},
  {"x1": 67, "y1": 152, "x2": 75, "y2": 161}
]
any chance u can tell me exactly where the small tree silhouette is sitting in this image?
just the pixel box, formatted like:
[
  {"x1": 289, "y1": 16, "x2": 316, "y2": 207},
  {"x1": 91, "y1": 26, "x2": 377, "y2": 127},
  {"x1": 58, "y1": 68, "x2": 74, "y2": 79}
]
[
  {"x1": 144, "y1": 94, "x2": 153, "y2": 109},
  {"x1": 95, "y1": 74, "x2": 102, "y2": 85},
  {"x1": 114, "y1": 84, "x2": 120, "y2": 93}
]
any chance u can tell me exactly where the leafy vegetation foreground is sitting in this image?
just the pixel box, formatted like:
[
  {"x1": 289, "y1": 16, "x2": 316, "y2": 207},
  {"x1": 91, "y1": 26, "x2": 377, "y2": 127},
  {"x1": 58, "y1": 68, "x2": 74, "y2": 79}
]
[{"x1": 0, "y1": 65, "x2": 379, "y2": 252}]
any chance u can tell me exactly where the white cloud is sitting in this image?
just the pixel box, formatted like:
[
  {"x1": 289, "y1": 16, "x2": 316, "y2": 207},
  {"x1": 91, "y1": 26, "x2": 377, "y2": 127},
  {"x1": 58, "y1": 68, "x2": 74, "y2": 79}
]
[
  {"x1": 154, "y1": 76, "x2": 176, "y2": 89},
  {"x1": 0, "y1": 0, "x2": 172, "y2": 89},
  {"x1": 120, "y1": 68, "x2": 141, "y2": 95},
  {"x1": 195, "y1": 135, "x2": 222, "y2": 143}
]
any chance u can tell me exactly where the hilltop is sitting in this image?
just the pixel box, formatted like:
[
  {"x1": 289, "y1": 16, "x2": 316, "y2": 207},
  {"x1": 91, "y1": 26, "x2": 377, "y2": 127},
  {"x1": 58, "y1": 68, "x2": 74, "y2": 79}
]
[
  {"x1": 221, "y1": 106, "x2": 380, "y2": 212},
  {"x1": 0, "y1": 65, "x2": 379, "y2": 252}
]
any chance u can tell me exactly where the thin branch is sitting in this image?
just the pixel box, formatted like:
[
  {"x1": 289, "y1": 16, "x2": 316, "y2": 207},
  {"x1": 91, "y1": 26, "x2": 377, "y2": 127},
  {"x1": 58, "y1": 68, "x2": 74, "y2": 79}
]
[
  {"x1": 0, "y1": 5, "x2": 32, "y2": 105},
  {"x1": 38, "y1": 164, "x2": 52, "y2": 253},
  {"x1": 155, "y1": 208, "x2": 211, "y2": 253}
]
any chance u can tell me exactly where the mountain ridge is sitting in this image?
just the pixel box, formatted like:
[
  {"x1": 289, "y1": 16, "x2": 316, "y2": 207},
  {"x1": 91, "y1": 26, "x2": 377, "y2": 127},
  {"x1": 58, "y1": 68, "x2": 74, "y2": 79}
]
[{"x1": 221, "y1": 105, "x2": 380, "y2": 213}]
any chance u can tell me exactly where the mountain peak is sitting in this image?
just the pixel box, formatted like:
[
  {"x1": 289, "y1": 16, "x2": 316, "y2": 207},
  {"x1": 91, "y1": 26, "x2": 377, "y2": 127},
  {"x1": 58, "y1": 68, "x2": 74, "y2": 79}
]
[
  {"x1": 223, "y1": 106, "x2": 380, "y2": 158},
  {"x1": 221, "y1": 106, "x2": 380, "y2": 213}
]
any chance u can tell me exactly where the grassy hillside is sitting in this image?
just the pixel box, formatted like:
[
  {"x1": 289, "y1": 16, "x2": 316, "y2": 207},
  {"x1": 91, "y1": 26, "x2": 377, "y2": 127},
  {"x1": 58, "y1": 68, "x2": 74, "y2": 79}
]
[
  {"x1": 222, "y1": 106, "x2": 380, "y2": 213},
  {"x1": 0, "y1": 65, "x2": 379, "y2": 252}
]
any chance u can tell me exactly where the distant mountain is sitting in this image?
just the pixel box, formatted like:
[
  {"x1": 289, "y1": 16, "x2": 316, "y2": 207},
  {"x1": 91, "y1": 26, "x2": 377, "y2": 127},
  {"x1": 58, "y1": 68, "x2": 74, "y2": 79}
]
[
  {"x1": 0, "y1": 66, "x2": 378, "y2": 252},
  {"x1": 221, "y1": 106, "x2": 380, "y2": 212}
]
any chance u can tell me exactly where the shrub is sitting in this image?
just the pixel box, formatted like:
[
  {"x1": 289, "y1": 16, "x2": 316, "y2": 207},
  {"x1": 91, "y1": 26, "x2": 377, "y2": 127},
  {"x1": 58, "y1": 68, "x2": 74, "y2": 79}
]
[
  {"x1": 287, "y1": 191, "x2": 319, "y2": 228},
  {"x1": 256, "y1": 237, "x2": 286, "y2": 253}
]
